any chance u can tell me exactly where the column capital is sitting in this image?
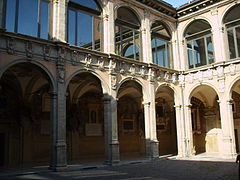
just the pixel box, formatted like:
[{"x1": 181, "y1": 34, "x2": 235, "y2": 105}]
[{"x1": 185, "y1": 104, "x2": 192, "y2": 108}]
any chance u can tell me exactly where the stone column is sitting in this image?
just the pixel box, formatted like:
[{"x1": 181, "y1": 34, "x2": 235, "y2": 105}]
[
  {"x1": 52, "y1": 0, "x2": 67, "y2": 42},
  {"x1": 210, "y1": 8, "x2": 224, "y2": 63},
  {"x1": 49, "y1": 64, "x2": 67, "y2": 171},
  {"x1": 175, "y1": 104, "x2": 186, "y2": 157},
  {"x1": 102, "y1": 0, "x2": 115, "y2": 54},
  {"x1": 103, "y1": 95, "x2": 120, "y2": 164},
  {"x1": 148, "y1": 82, "x2": 159, "y2": 159},
  {"x1": 218, "y1": 98, "x2": 236, "y2": 158},
  {"x1": 184, "y1": 104, "x2": 193, "y2": 156},
  {"x1": 143, "y1": 101, "x2": 151, "y2": 158},
  {"x1": 141, "y1": 10, "x2": 152, "y2": 63}
]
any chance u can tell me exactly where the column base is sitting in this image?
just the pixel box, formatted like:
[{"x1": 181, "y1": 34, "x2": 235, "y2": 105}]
[
  {"x1": 49, "y1": 165, "x2": 68, "y2": 172},
  {"x1": 105, "y1": 142, "x2": 120, "y2": 165},
  {"x1": 150, "y1": 140, "x2": 159, "y2": 159}
]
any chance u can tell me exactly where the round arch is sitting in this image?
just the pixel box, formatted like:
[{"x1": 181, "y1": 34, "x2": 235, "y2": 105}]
[
  {"x1": 65, "y1": 69, "x2": 109, "y2": 94},
  {"x1": 114, "y1": 3, "x2": 143, "y2": 22},
  {"x1": 150, "y1": 19, "x2": 173, "y2": 37},
  {"x1": 221, "y1": 3, "x2": 240, "y2": 24},
  {"x1": 187, "y1": 83, "x2": 219, "y2": 106},
  {"x1": 181, "y1": 17, "x2": 212, "y2": 38},
  {"x1": 116, "y1": 77, "x2": 147, "y2": 99},
  {"x1": 228, "y1": 76, "x2": 240, "y2": 99},
  {"x1": 0, "y1": 59, "x2": 56, "y2": 91}
]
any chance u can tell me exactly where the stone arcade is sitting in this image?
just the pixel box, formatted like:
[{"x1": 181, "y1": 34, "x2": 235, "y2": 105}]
[{"x1": 0, "y1": 0, "x2": 240, "y2": 171}]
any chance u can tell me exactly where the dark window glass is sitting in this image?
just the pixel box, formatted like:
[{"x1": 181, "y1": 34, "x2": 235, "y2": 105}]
[
  {"x1": 227, "y1": 29, "x2": 236, "y2": 59},
  {"x1": 68, "y1": 0, "x2": 101, "y2": 51},
  {"x1": 207, "y1": 37, "x2": 214, "y2": 64},
  {"x1": 40, "y1": 0, "x2": 49, "y2": 39},
  {"x1": 68, "y1": 9, "x2": 76, "y2": 45},
  {"x1": 115, "y1": 7, "x2": 141, "y2": 60},
  {"x1": 18, "y1": 0, "x2": 38, "y2": 37},
  {"x1": 237, "y1": 26, "x2": 240, "y2": 58},
  {"x1": 151, "y1": 21, "x2": 172, "y2": 68},
  {"x1": 4, "y1": 0, "x2": 50, "y2": 39},
  {"x1": 187, "y1": 42, "x2": 194, "y2": 68},
  {"x1": 5, "y1": 0, "x2": 17, "y2": 32},
  {"x1": 123, "y1": 44, "x2": 139, "y2": 60},
  {"x1": 185, "y1": 20, "x2": 213, "y2": 69},
  {"x1": 224, "y1": 4, "x2": 240, "y2": 60},
  {"x1": 77, "y1": 12, "x2": 92, "y2": 48}
]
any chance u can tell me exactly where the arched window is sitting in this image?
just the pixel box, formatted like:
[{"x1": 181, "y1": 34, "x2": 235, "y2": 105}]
[
  {"x1": 115, "y1": 7, "x2": 141, "y2": 61},
  {"x1": 223, "y1": 4, "x2": 240, "y2": 59},
  {"x1": 68, "y1": 0, "x2": 102, "y2": 51},
  {"x1": 123, "y1": 44, "x2": 139, "y2": 59},
  {"x1": 4, "y1": 0, "x2": 50, "y2": 39},
  {"x1": 151, "y1": 21, "x2": 172, "y2": 68},
  {"x1": 184, "y1": 20, "x2": 214, "y2": 69}
]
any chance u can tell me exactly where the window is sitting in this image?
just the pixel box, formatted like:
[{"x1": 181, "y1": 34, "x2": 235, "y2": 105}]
[
  {"x1": 67, "y1": 0, "x2": 102, "y2": 51},
  {"x1": 115, "y1": 7, "x2": 141, "y2": 61},
  {"x1": 151, "y1": 21, "x2": 172, "y2": 68},
  {"x1": 4, "y1": 0, "x2": 50, "y2": 39},
  {"x1": 184, "y1": 20, "x2": 214, "y2": 69},
  {"x1": 223, "y1": 4, "x2": 240, "y2": 59}
]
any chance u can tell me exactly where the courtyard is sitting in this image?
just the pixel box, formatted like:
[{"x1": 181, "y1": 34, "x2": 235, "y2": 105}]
[{"x1": 0, "y1": 157, "x2": 238, "y2": 180}]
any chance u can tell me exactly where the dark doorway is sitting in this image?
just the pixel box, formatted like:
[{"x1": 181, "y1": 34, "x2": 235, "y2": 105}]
[
  {"x1": 235, "y1": 129, "x2": 239, "y2": 153},
  {"x1": 0, "y1": 133, "x2": 5, "y2": 166}
]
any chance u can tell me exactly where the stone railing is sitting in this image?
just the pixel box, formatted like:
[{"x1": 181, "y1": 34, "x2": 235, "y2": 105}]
[{"x1": 0, "y1": 30, "x2": 179, "y2": 85}]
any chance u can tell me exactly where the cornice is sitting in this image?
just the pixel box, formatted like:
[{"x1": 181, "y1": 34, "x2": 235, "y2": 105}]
[
  {"x1": 176, "y1": 0, "x2": 222, "y2": 18},
  {"x1": 135, "y1": 0, "x2": 177, "y2": 18}
]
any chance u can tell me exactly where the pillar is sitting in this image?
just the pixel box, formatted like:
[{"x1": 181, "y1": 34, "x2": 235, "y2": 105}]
[
  {"x1": 175, "y1": 104, "x2": 186, "y2": 157},
  {"x1": 102, "y1": 0, "x2": 115, "y2": 54},
  {"x1": 143, "y1": 80, "x2": 159, "y2": 159},
  {"x1": 49, "y1": 64, "x2": 67, "y2": 171},
  {"x1": 184, "y1": 104, "x2": 194, "y2": 157},
  {"x1": 210, "y1": 8, "x2": 224, "y2": 62},
  {"x1": 52, "y1": 0, "x2": 67, "y2": 42},
  {"x1": 103, "y1": 94, "x2": 120, "y2": 165},
  {"x1": 218, "y1": 98, "x2": 236, "y2": 158},
  {"x1": 141, "y1": 10, "x2": 152, "y2": 63}
]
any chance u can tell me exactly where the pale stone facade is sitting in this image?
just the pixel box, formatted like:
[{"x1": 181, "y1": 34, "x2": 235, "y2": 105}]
[{"x1": 0, "y1": 0, "x2": 240, "y2": 171}]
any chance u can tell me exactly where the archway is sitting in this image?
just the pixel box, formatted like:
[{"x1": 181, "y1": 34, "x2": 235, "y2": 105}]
[
  {"x1": 231, "y1": 79, "x2": 240, "y2": 153},
  {"x1": 117, "y1": 80, "x2": 145, "y2": 159},
  {"x1": 190, "y1": 85, "x2": 221, "y2": 155},
  {"x1": 0, "y1": 62, "x2": 52, "y2": 168},
  {"x1": 155, "y1": 86, "x2": 177, "y2": 155},
  {"x1": 66, "y1": 72, "x2": 105, "y2": 164}
]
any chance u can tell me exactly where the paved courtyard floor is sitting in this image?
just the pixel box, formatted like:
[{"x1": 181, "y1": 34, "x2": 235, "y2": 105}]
[{"x1": 0, "y1": 157, "x2": 239, "y2": 180}]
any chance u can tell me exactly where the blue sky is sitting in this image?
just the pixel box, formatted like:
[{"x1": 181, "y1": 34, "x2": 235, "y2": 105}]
[{"x1": 165, "y1": 0, "x2": 190, "y2": 7}]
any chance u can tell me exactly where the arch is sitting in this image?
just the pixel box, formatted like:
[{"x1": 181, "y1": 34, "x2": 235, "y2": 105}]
[
  {"x1": 65, "y1": 69, "x2": 109, "y2": 94},
  {"x1": 150, "y1": 18, "x2": 175, "y2": 34},
  {"x1": 116, "y1": 77, "x2": 147, "y2": 99},
  {"x1": 155, "y1": 83, "x2": 177, "y2": 96},
  {"x1": 187, "y1": 83, "x2": 219, "y2": 106},
  {"x1": 184, "y1": 19, "x2": 212, "y2": 37},
  {"x1": 0, "y1": 59, "x2": 56, "y2": 92},
  {"x1": 181, "y1": 17, "x2": 212, "y2": 38},
  {"x1": 222, "y1": 3, "x2": 240, "y2": 24},
  {"x1": 228, "y1": 76, "x2": 240, "y2": 99},
  {"x1": 151, "y1": 20, "x2": 172, "y2": 38},
  {"x1": 114, "y1": 3, "x2": 142, "y2": 24}
]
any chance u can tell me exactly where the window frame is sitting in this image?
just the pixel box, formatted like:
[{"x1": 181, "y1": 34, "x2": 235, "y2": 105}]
[
  {"x1": 67, "y1": 0, "x2": 102, "y2": 51},
  {"x1": 114, "y1": 7, "x2": 141, "y2": 61},
  {"x1": 225, "y1": 20, "x2": 240, "y2": 59},
  {"x1": 3, "y1": 0, "x2": 50, "y2": 39},
  {"x1": 185, "y1": 21, "x2": 214, "y2": 69}
]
